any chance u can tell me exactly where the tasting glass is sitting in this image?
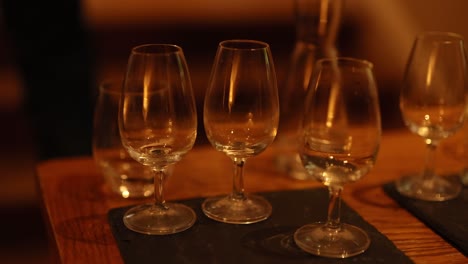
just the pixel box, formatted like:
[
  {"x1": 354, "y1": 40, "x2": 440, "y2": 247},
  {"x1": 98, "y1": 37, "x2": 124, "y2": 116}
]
[
  {"x1": 118, "y1": 44, "x2": 198, "y2": 235},
  {"x1": 92, "y1": 79, "x2": 154, "y2": 199},
  {"x1": 202, "y1": 40, "x2": 279, "y2": 224},
  {"x1": 396, "y1": 31, "x2": 467, "y2": 201},
  {"x1": 295, "y1": 57, "x2": 381, "y2": 258}
]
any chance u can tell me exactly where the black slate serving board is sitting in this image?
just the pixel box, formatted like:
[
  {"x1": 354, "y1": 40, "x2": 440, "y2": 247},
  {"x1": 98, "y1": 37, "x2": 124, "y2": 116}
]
[
  {"x1": 108, "y1": 188, "x2": 413, "y2": 264},
  {"x1": 383, "y1": 180, "x2": 468, "y2": 257}
]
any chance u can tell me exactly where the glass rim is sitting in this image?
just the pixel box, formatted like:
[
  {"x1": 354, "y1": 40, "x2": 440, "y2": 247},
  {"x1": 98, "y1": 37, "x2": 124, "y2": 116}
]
[
  {"x1": 316, "y1": 57, "x2": 374, "y2": 69},
  {"x1": 416, "y1": 31, "x2": 464, "y2": 41},
  {"x1": 131, "y1": 43, "x2": 183, "y2": 55},
  {"x1": 219, "y1": 39, "x2": 270, "y2": 51}
]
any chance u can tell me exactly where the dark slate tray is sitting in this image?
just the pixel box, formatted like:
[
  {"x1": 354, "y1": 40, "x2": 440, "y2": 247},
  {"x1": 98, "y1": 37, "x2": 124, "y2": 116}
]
[
  {"x1": 108, "y1": 188, "x2": 413, "y2": 264},
  {"x1": 383, "y1": 180, "x2": 468, "y2": 257}
]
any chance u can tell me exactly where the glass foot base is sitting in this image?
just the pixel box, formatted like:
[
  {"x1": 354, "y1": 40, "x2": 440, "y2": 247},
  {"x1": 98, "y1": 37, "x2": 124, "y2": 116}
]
[
  {"x1": 202, "y1": 194, "x2": 272, "y2": 224},
  {"x1": 294, "y1": 223, "x2": 370, "y2": 258},
  {"x1": 123, "y1": 203, "x2": 196, "y2": 235},
  {"x1": 396, "y1": 174, "x2": 462, "y2": 201}
]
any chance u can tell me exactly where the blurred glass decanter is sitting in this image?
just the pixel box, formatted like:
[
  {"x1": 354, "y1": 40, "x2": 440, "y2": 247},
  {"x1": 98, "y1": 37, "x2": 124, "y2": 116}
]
[
  {"x1": 442, "y1": 106, "x2": 468, "y2": 186},
  {"x1": 276, "y1": 0, "x2": 344, "y2": 179}
]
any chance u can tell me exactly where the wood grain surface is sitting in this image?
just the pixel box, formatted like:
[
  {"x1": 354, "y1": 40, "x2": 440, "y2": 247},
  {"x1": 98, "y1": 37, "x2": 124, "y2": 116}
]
[{"x1": 36, "y1": 129, "x2": 467, "y2": 263}]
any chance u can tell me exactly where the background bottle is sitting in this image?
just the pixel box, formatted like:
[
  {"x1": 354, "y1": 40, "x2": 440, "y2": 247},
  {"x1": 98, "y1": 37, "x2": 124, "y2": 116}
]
[{"x1": 276, "y1": 0, "x2": 344, "y2": 179}]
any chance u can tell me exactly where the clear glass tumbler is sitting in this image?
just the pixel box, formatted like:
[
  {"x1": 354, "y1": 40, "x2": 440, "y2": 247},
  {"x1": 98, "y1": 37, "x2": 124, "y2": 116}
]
[{"x1": 92, "y1": 79, "x2": 154, "y2": 199}]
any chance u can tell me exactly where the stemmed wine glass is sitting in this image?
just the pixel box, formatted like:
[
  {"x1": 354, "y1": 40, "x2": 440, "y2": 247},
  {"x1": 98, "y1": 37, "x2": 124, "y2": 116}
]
[
  {"x1": 118, "y1": 44, "x2": 198, "y2": 235},
  {"x1": 295, "y1": 57, "x2": 381, "y2": 258},
  {"x1": 202, "y1": 40, "x2": 279, "y2": 224},
  {"x1": 396, "y1": 31, "x2": 467, "y2": 201}
]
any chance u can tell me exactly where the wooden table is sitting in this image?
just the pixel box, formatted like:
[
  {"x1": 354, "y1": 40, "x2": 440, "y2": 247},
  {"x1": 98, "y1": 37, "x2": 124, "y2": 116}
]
[{"x1": 36, "y1": 129, "x2": 467, "y2": 263}]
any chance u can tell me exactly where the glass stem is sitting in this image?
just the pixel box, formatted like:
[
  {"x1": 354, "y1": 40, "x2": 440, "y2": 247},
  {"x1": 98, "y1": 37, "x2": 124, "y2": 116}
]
[
  {"x1": 232, "y1": 157, "x2": 246, "y2": 200},
  {"x1": 326, "y1": 186, "x2": 342, "y2": 231},
  {"x1": 422, "y1": 140, "x2": 438, "y2": 183},
  {"x1": 152, "y1": 167, "x2": 168, "y2": 210}
]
